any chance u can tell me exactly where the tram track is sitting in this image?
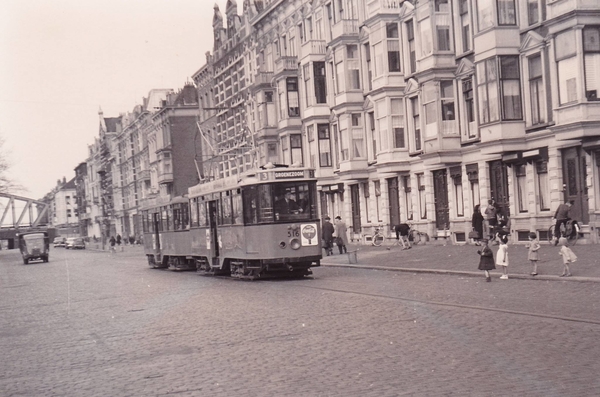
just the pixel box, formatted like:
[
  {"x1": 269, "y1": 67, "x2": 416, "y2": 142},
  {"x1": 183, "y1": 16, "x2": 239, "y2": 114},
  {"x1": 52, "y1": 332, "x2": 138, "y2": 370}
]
[{"x1": 295, "y1": 282, "x2": 600, "y2": 326}]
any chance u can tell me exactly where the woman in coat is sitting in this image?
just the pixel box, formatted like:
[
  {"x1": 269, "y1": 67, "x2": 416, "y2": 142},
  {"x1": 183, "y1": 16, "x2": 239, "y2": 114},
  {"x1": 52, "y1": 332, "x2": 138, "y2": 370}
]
[{"x1": 471, "y1": 204, "x2": 484, "y2": 245}]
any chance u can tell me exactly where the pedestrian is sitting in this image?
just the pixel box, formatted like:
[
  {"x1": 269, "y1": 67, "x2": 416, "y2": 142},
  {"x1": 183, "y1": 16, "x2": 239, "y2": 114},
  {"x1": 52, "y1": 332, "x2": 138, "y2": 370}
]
[
  {"x1": 334, "y1": 216, "x2": 348, "y2": 254},
  {"x1": 477, "y1": 239, "x2": 495, "y2": 282},
  {"x1": 526, "y1": 232, "x2": 541, "y2": 276},
  {"x1": 109, "y1": 235, "x2": 116, "y2": 254},
  {"x1": 471, "y1": 205, "x2": 484, "y2": 245},
  {"x1": 392, "y1": 223, "x2": 411, "y2": 250},
  {"x1": 496, "y1": 234, "x2": 509, "y2": 279},
  {"x1": 558, "y1": 236, "x2": 577, "y2": 277},
  {"x1": 116, "y1": 234, "x2": 123, "y2": 251},
  {"x1": 322, "y1": 216, "x2": 334, "y2": 256},
  {"x1": 484, "y1": 200, "x2": 498, "y2": 240},
  {"x1": 553, "y1": 200, "x2": 573, "y2": 245}
]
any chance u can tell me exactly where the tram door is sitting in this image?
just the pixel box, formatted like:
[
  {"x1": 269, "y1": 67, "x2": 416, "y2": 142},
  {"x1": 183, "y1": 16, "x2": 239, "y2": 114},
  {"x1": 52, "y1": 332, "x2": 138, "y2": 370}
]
[
  {"x1": 562, "y1": 147, "x2": 589, "y2": 224},
  {"x1": 208, "y1": 200, "x2": 219, "y2": 265},
  {"x1": 152, "y1": 212, "x2": 161, "y2": 252}
]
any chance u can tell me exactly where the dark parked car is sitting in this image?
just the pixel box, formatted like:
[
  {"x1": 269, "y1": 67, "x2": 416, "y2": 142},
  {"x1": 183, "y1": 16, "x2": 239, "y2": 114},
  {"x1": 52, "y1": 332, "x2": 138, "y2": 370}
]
[{"x1": 53, "y1": 237, "x2": 66, "y2": 247}]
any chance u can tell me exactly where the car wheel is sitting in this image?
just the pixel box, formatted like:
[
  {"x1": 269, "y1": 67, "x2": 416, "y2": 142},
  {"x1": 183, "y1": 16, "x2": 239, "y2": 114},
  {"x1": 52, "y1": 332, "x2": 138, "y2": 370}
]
[{"x1": 23, "y1": 258, "x2": 28, "y2": 265}]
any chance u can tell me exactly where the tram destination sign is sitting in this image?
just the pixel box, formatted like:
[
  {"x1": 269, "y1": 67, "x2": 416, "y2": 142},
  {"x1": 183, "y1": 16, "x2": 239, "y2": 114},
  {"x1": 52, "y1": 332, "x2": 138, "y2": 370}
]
[{"x1": 274, "y1": 170, "x2": 304, "y2": 179}]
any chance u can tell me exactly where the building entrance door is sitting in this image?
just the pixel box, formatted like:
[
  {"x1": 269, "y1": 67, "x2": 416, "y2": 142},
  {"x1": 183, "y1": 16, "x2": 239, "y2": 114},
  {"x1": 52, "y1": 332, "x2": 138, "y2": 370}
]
[
  {"x1": 562, "y1": 147, "x2": 589, "y2": 224},
  {"x1": 387, "y1": 177, "x2": 400, "y2": 227},
  {"x1": 489, "y1": 160, "x2": 510, "y2": 217},
  {"x1": 432, "y1": 169, "x2": 450, "y2": 230}
]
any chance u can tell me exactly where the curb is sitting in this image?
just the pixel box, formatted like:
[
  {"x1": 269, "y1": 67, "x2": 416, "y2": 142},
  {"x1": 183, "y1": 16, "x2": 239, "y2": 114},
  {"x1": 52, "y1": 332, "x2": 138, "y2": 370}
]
[{"x1": 320, "y1": 262, "x2": 600, "y2": 283}]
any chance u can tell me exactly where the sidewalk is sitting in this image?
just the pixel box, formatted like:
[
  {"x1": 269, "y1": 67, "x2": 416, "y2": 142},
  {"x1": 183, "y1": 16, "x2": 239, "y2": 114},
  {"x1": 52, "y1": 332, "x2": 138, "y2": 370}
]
[{"x1": 321, "y1": 240, "x2": 600, "y2": 282}]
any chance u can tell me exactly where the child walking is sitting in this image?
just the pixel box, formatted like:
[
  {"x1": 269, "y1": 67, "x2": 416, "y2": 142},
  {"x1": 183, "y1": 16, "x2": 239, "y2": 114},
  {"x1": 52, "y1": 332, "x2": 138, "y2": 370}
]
[
  {"x1": 558, "y1": 237, "x2": 577, "y2": 277},
  {"x1": 477, "y1": 239, "x2": 495, "y2": 282},
  {"x1": 526, "y1": 232, "x2": 541, "y2": 276},
  {"x1": 496, "y1": 234, "x2": 509, "y2": 279}
]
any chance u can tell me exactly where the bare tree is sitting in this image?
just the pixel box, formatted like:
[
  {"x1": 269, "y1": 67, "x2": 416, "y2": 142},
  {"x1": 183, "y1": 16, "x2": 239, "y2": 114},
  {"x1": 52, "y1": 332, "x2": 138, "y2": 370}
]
[{"x1": 0, "y1": 136, "x2": 23, "y2": 194}]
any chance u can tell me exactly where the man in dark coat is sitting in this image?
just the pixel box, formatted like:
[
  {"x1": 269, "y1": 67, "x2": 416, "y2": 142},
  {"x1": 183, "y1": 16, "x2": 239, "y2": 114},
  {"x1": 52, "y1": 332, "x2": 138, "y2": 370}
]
[{"x1": 322, "y1": 216, "x2": 335, "y2": 256}]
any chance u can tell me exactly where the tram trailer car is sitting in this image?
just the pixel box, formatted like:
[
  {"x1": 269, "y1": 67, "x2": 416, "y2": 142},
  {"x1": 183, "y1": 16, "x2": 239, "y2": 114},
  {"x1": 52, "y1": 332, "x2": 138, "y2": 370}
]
[
  {"x1": 142, "y1": 166, "x2": 322, "y2": 279},
  {"x1": 142, "y1": 196, "x2": 194, "y2": 271}
]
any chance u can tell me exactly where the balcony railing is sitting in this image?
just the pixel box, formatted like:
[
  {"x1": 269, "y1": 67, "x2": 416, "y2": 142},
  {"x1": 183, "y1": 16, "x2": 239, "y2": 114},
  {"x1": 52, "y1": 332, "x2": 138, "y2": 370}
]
[
  {"x1": 275, "y1": 56, "x2": 298, "y2": 74},
  {"x1": 301, "y1": 39, "x2": 326, "y2": 58},
  {"x1": 367, "y1": 0, "x2": 404, "y2": 19},
  {"x1": 158, "y1": 171, "x2": 173, "y2": 184},
  {"x1": 331, "y1": 19, "x2": 359, "y2": 41},
  {"x1": 138, "y1": 169, "x2": 150, "y2": 180},
  {"x1": 252, "y1": 71, "x2": 274, "y2": 87}
]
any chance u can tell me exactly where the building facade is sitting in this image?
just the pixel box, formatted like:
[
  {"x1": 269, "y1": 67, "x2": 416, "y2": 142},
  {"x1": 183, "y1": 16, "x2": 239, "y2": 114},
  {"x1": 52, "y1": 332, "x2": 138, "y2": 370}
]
[{"x1": 192, "y1": 0, "x2": 600, "y2": 244}]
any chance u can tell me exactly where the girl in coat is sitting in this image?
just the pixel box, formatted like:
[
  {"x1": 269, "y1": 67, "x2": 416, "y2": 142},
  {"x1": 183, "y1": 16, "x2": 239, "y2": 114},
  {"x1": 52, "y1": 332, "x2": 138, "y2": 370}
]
[
  {"x1": 526, "y1": 232, "x2": 541, "y2": 276},
  {"x1": 558, "y1": 237, "x2": 577, "y2": 277},
  {"x1": 477, "y1": 239, "x2": 495, "y2": 282}
]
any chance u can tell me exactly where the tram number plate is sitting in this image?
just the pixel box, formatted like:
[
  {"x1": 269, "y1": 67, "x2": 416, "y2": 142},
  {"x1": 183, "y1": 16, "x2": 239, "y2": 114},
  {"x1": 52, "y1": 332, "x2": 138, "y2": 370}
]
[{"x1": 288, "y1": 230, "x2": 300, "y2": 238}]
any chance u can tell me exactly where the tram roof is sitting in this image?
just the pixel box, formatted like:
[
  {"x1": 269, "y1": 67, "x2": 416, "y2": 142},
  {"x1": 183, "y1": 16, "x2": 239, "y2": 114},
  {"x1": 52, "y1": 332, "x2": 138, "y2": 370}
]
[{"x1": 188, "y1": 166, "x2": 316, "y2": 198}]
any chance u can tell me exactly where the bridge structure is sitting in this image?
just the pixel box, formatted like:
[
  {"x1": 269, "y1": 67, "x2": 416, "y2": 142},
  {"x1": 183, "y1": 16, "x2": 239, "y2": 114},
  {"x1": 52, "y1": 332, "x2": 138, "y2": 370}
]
[{"x1": 0, "y1": 193, "x2": 55, "y2": 249}]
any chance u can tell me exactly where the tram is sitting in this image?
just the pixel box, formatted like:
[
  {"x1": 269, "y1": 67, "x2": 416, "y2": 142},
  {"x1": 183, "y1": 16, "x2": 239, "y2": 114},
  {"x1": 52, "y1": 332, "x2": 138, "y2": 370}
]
[{"x1": 141, "y1": 165, "x2": 322, "y2": 279}]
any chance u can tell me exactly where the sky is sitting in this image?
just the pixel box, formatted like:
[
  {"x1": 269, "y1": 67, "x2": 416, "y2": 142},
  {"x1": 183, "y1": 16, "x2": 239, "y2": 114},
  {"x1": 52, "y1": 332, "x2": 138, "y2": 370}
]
[{"x1": 0, "y1": 0, "x2": 232, "y2": 200}]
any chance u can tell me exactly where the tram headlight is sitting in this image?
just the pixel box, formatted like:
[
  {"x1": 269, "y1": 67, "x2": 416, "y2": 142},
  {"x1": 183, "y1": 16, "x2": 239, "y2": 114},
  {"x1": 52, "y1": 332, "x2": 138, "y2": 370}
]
[{"x1": 289, "y1": 238, "x2": 301, "y2": 250}]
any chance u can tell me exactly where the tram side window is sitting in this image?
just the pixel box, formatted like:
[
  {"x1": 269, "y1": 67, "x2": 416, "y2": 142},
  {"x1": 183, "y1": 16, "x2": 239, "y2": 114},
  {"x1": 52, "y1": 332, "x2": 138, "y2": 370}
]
[
  {"x1": 161, "y1": 207, "x2": 169, "y2": 231},
  {"x1": 243, "y1": 186, "x2": 259, "y2": 225},
  {"x1": 182, "y1": 203, "x2": 189, "y2": 229},
  {"x1": 198, "y1": 200, "x2": 208, "y2": 227},
  {"x1": 173, "y1": 204, "x2": 182, "y2": 230},
  {"x1": 258, "y1": 185, "x2": 274, "y2": 222},
  {"x1": 142, "y1": 210, "x2": 148, "y2": 233},
  {"x1": 220, "y1": 192, "x2": 233, "y2": 225},
  {"x1": 190, "y1": 198, "x2": 198, "y2": 227},
  {"x1": 232, "y1": 189, "x2": 243, "y2": 225}
]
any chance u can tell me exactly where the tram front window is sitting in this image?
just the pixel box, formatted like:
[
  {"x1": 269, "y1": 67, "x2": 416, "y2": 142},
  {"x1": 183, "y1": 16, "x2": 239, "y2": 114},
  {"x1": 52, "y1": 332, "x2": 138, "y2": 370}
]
[{"x1": 243, "y1": 182, "x2": 316, "y2": 224}]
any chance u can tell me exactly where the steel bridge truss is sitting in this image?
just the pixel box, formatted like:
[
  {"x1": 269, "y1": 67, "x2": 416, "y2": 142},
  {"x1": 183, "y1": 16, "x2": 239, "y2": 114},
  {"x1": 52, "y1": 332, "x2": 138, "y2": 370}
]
[{"x1": 0, "y1": 193, "x2": 48, "y2": 228}]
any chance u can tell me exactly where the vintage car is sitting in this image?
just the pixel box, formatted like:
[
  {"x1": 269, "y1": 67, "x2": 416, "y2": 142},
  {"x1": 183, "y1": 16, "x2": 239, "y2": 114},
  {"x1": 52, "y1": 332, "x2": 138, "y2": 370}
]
[
  {"x1": 65, "y1": 237, "x2": 84, "y2": 249},
  {"x1": 65, "y1": 237, "x2": 85, "y2": 249},
  {"x1": 19, "y1": 231, "x2": 50, "y2": 264},
  {"x1": 53, "y1": 237, "x2": 66, "y2": 247}
]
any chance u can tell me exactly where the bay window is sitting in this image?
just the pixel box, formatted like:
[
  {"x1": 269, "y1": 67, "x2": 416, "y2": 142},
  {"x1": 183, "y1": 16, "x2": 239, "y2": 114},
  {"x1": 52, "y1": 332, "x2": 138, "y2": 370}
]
[
  {"x1": 435, "y1": 0, "x2": 451, "y2": 51},
  {"x1": 462, "y1": 78, "x2": 476, "y2": 138},
  {"x1": 303, "y1": 64, "x2": 313, "y2": 108},
  {"x1": 314, "y1": 62, "x2": 327, "y2": 103},
  {"x1": 556, "y1": 30, "x2": 578, "y2": 104},
  {"x1": 290, "y1": 134, "x2": 303, "y2": 165},
  {"x1": 536, "y1": 161, "x2": 549, "y2": 211},
  {"x1": 347, "y1": 44, "x2": 361, "y2": 89},
  {"x1": 376, "y1": 99, "x2": 388, "y2": 152},
  {"x1": 406, "y1": 20, "x2": 416, "y2": 74},
  {"x1": 351, "y1": 113, "x2": 365, "y2": 158},
  {"x1": 499, "y1": 56, "x2": 522, "y2": 120},
  {"x1": 287, "y1": 77, "x2": 300, "y2": 117},
  {"x1": 477, "y1": 56, "x2": 522, "y2": 124},
  {"x1": 420, "y1": 18, "x2": 433, "y2": 57},
  {"x1": 411, "y1": 97, "x2": 422, "y2": 152},
  {"x1": 584, "y1": 26, "x2": 600, "y2": 101},
  {"x1": 528, "y1": 0, "x2": 540, "y2": 26},
  {"x1": 459, "y1": 0, "x2": 471, "y2": 53},
  {"x1": 515, "y1": 164, "x2": 527, "y2": 213}
]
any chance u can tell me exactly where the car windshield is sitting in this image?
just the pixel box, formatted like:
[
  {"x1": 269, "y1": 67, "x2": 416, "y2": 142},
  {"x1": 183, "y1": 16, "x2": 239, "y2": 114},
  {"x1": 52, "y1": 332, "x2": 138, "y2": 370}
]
[{"x1": 24, "y1": 233, "x2": 45, "y2": 241}]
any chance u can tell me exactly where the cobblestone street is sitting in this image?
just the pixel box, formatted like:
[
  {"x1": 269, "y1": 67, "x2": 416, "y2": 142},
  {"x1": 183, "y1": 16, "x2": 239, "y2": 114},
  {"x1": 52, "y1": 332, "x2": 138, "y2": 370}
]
[{"x1": 1, "y1": 246, "x2": 599, "y2": 396}]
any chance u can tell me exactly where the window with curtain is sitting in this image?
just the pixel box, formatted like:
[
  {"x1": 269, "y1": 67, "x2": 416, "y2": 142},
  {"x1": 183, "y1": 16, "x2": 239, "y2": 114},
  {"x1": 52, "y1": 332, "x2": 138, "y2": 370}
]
[
  {"x1": 303, "y1": 63, "x2": 313, "y2": 108},
  {"x1": 536, "y1": 161, "x2": 549, "y2": 211},
  {"x1": 423, "y1": 82, "x2": 437, "y2": 125},
  {"x1": 556, "y1": 30, "x2": 578, "y2": 104},
  {"x1": 347, "y1": 44, "x2": 361, "y2": 89},
  {"x1": 462, "y1": 78, "x2": 476, "y2": 138},
  {"x1": 417, "y1": 173, "x2": 427, "y2": 219},
  {"x1": 477, "y1": 0, "x2": 494, "y2": 31},
  {"x1": 420, "y1": 18, "x2": 433, "y2": 57},
  {"x1": 376, "y1": 99, "x2": 388, "y2": 151},
  {"x1": 411, "y1": 97, "x2": 421, "y2": 151},
  {"x1": 373, "y1": 42, "x2": 384, "y2": 77},
  {"x1": 584, "y1": 26, "x2": 600, "y2": 101},
  {"x1": 528, "y1": 0, "x2": 540, "y2": 25},
  {"x1": 477, "y1": 57, "x2": 499, "y2": 124},
  {"x1": 314, "y1": 62, "x2": 327, "y2": 103},
  {"x1": 340, "y1": 126, "x2": 349, "y2": 161},
  {"x1": 402, "y1": 175, "x2": 413, "y2": 220},
  {"x1": 390, "y1": 98, "x2": 405, "y2": 148},
  {"x1": 500, "y1": 56, "x2": 522, "y2": 120},
  {"x1": 516, "y1": 164, "x2": 527, "y2": 213},
  {"x1": 435, "y1": 0, "x2": 451, "y2": 51},
  {"x1": 290, "y1": 134, "x2": 303, "y2": 165},
  {"x1": 386, "y1": 23, "x2": 401, "y2": 72},
  {"x1": 460, "y1": 0, "x2": 471, "y2": 53},
  {"x1": 529, "y1": 54, "x2": 545, "y2": 125},
  {"x1": 452, "y1": 170, "x2": 464, "y2": 217},
  {"x1": 317, "y1": 124, "x2": 332, "y2": 167},
  {"x1": 287, "y1": 77, "x2": 300, "y2": 117},
  {"x1": 351, "y1": 114, "x2": 364, "y2": 158},
  {"x1": 498, "y1": 0, "x2": 516, "y2": 25},
  {"x1": 406, "y1": 20, "x2": 416, "y2": 74}
]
